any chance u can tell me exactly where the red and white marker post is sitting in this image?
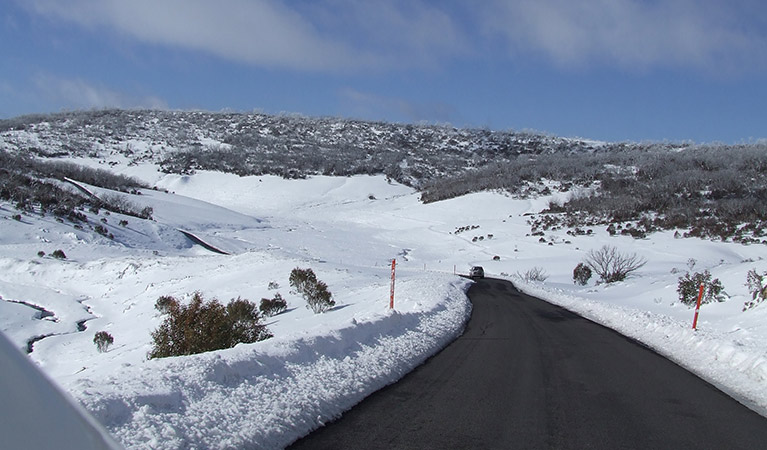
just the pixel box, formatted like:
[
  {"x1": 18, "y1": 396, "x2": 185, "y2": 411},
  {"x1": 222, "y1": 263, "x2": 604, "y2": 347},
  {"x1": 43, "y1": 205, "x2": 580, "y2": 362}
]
[
  {"x1": 390, "y1": 259, "x2": 396, "y2": 309},
  {"x1": 692, "y1": 283, "x2": 705, "y2": 330}
]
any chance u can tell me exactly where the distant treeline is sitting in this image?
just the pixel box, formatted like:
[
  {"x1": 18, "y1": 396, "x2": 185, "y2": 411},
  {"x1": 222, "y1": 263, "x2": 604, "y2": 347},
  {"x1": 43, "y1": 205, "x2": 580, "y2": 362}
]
[
  {"x1": 0, "y1": 109, "x2": 625, "y2": 187},
  {"x1": 0, "y1": 150, "x2": 150, "y2": 221},
  {"x1": 1, "y1": 109, "x2": 765, "y2": 242},
  {"x1": 420, "y1": 144, "x2": 766, "y2": 243}
]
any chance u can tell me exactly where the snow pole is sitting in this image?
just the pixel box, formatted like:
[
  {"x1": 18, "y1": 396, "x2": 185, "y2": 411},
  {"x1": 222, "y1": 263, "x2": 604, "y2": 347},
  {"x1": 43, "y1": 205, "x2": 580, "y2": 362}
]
[
  {"x1": 390, "y1": 259, "x2": 396, "y2": 309},
  {"x1": 692, "y1": 283, "x2": 705, "y2": 330}
]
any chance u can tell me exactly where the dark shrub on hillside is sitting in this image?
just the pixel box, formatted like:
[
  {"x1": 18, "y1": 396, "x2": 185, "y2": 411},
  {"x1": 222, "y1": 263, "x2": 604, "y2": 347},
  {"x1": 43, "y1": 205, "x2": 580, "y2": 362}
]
[
  {"x1": 260, "y1": 293, "x2": 287, "y2": 317},
  {"x1": 93, "y1": 331, "x2": 114, "y2": 353},
  {"x1": 51, "y1": 249, "x2": 67, "y2": 259},
  {"x1": 226, "y1": 297, "x2": 272, "y2": 343},
  {"x1": 289, "y1": 267, "x2": 335, "y2": 313},
  {"x1": 148, "y1": 292, "x2": 272, "y2": 359},
  {"x1": 677, "y1": 270, "x2": 725, "y2": 306},
  {"x1": 573, "y1": 262, "x2": 592, "y2": 285}
]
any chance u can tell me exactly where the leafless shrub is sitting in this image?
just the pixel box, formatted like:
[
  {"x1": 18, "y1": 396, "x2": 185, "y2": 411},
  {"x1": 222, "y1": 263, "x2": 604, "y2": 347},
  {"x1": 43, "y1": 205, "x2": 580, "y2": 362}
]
[
  {"x1": 518, "y1": 266, "x2": 548, "y2": 282},
  {"x1": 585, "y1": 245, "x2": 646, "y2": 283}
]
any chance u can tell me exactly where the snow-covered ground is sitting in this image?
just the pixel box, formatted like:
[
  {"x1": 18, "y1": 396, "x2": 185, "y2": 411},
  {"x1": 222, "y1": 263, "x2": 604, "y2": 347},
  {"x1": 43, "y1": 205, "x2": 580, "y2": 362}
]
[{"x1": 2, "y1": 166, "x2": 767, "y2": 449}]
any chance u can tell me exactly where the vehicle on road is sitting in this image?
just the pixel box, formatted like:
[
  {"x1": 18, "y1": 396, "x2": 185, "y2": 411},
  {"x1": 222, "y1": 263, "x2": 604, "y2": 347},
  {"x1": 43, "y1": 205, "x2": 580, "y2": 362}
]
[{"x1": 470, "y1": 266, "x2": 484, "y2": 279}]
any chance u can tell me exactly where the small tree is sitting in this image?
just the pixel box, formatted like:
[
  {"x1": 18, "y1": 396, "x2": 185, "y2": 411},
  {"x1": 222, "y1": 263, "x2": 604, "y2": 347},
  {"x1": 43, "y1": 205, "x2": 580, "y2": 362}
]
[
  {"x1": 51, "y1": 249, "x2": 67, "y2": 259},
  {"x1": 226, "y1": 297, "x2": 271, "y2": 343},
  {"x1": 677, "y1": 270, "x2": 725, "y2": 306},
  {"x1": 289, "y1": 267, "x2": 335, "y2": 313},
  {"x1": 93, "y1": 331, "x2": 114, "y2": 353},
  {"x1": 289, "y1": 268, "x2": 317, "y2": 296},
  {"x1": 743, "y1": 269, "x2": 767, "y2": 311},
  {"x1": 260, "y1": 293, "x2": 287, "y2": 317},
  {"x1": 573, "y1": 262, "x2": 592, "y2": 285},
  {"x1": 585, "y1": 245, "x2": 646, "y2": 283}
]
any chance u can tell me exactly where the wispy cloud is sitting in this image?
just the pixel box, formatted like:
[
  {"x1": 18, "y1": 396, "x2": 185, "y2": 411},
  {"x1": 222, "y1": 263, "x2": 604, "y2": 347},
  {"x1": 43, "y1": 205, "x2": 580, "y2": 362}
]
[
  {"x1": 477, "y1": 0, "x2": 767, "y2": 72},
  {"x1": 19, "y1": 0, "x2": 767, "y2": 75},
  {"x1": 23, "y1": 0, "x2": 359, "y2": 71},
  {"x1": 22, "y1": 0, "x2": 467, "y2": 72},
  {"x1": 34, "y1": 74, "x2": 167, "y2": 110}
]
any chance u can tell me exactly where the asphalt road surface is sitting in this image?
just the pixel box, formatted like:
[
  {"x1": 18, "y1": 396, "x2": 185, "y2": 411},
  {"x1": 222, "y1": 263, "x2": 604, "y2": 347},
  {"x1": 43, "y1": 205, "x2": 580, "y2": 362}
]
[{"x1": 289, "y1": 278, "x2": 767, "y2": 449}]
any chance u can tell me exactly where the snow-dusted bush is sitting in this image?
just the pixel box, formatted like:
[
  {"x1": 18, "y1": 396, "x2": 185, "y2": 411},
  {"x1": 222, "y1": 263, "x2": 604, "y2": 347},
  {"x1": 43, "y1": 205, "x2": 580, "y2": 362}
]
[
  {"x1": 98, "y1": 193, "x2": 153, "y2": 220},
  {"x1": 585, "y1": 245, "x2": 646, "y2": 283},
  {"x1": 43, "y1": 159, "x2": 149, "y2": 192},
  {"x1": 573, "y1": 262, "x2": 592, "y2": 285},
  {"x1": 149, "y1": 293, "x2": 272, "y2": 359},
  {"x1": 519, "y1": 267, "x2": 548, "y2": 282},
  {"x1": 93, "y1": 331, "x2": 114, "y2": 353},
  {"x1": 94, "y1": 224, "x2": 113, "y2": 239},
  {"x1": 259, "y1": 293, "x2": 287, "y2": 317},
  {"x1": 677, "y1": 270, "x2": 725, "y2": 306},
  {"x1": 743, "y1": 269, "x2": 767, "y2": 311},
  {"x1": 289, "y1": 267, "x2": 335, "y2": 313},
  {"x1": 51, "y1": 249, "x2": 67, "y2": 259}
]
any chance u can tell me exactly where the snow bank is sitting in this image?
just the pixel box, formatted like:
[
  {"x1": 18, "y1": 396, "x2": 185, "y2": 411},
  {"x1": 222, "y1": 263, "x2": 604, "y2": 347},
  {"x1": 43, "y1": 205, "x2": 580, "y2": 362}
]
[{"x1": 73, "y1": 274, "x2": 471, "y2": 449}]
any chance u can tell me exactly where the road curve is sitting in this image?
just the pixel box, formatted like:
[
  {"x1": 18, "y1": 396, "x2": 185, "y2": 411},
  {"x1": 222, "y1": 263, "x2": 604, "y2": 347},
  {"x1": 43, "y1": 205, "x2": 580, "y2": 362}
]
[{"x1": 288, "y1": 278, "x2": 767, "y2": 449}]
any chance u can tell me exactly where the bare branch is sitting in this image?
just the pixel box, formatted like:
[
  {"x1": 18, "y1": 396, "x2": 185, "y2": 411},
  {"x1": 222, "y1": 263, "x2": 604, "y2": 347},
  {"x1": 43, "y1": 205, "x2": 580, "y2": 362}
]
[{"x1": 585, "y1": 245, "x2": 646, "y2": 283}]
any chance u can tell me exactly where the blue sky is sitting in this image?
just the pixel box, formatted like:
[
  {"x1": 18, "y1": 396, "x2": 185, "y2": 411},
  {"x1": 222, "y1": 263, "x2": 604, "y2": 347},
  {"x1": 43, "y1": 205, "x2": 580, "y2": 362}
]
[{"x1": 2, "y1": 0, "x2": 766, "y2": 143}]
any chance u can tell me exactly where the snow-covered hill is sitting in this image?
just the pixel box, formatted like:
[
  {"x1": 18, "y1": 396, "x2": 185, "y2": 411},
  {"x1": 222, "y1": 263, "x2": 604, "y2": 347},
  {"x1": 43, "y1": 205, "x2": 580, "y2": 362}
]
[
  {"x1": 0, "y1": 109, "x2": 613, "y2": 188},
  {"x1": 1, "y1": 114, "x2": 767, "y2": 449}
]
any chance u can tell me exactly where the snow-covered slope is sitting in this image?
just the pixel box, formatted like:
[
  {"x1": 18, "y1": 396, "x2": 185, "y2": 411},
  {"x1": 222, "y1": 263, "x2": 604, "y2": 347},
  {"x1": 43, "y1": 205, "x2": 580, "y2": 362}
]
[{"x1": 2, "y1": 166, "x2": 767, "y2": 449}]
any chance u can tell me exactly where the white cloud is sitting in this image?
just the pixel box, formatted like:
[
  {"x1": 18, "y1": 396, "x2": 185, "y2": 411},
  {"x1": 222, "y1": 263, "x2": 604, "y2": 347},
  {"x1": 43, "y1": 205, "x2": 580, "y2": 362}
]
[
  {"x1": 19, "y1": 0, "x2": 767, "y2": 74},
  {"x1": 34, "y1": 74, "x2": 167, "y2": 110},
  {"x1": 24, "y1": 0, "x2": 360, "y2": 71},
  {"x1": 23, "y1": 0, "x2": 467, "y2": 72},
  {"x1": 477, "y1": 0, "x2": 767, "y2": 72}
]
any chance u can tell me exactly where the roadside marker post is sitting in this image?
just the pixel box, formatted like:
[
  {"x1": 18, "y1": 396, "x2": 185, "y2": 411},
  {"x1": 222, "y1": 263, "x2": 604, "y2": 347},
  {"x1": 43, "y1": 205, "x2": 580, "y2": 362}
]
[
  {"x1": 390, "y1": 259, "x2": 396, "y2": 310},
  {"x1": 692, "y1": 283, "x2": 705, "y2": 330}
]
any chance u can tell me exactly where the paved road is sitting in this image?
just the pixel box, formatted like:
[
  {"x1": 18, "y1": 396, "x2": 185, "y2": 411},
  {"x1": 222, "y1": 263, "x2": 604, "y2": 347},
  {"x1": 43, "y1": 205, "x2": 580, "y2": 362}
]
[{"x1": 289, "y1": 278, "x2": 767, "y2": 449}]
